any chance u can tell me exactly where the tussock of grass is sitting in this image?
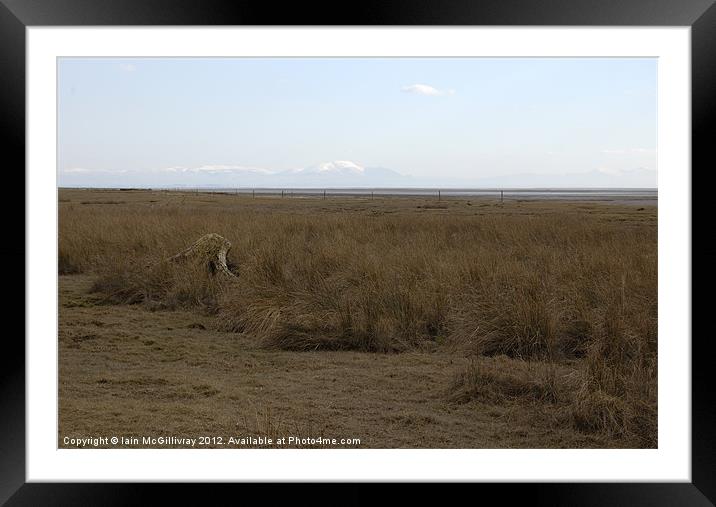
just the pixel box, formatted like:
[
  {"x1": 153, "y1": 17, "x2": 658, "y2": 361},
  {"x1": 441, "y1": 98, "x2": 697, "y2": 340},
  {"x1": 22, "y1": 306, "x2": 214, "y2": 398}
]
[
  {"x1": 236, "y1": 404, "x2": 331, "y2": 448},
  {"x1": 448, "y1": 275, "x2": 561, "y2": 360},
  {"x1": 570, "y1": 296, "x2": 657, "y2": 447},
  {"x1": 58, "y1": 249, "x2": 81, "y2": 275},
  {"x1": 90, "y1": 255, "x2": 227, "y2": 313},
  {"x1": 449, "y1": 357, "x2": 566, "y2": 404}
]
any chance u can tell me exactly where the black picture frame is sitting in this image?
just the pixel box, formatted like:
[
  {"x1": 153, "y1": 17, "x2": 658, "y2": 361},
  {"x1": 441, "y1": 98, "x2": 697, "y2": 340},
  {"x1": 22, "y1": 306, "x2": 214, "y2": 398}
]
[{"x1": 3, "y1": 0, "x2": 712, "y2": 504}]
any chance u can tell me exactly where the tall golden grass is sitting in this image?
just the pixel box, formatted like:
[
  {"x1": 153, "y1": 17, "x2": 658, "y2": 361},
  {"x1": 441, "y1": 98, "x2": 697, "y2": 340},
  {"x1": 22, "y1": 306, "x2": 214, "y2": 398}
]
[{"x1": 59, "y1": 195, "x2": 657, "y2": 445}]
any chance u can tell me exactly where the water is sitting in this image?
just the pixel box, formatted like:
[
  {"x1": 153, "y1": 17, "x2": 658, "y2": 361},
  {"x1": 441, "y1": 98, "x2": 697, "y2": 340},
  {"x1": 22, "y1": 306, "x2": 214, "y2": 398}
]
[{"x1": 180, "y1": 187, "x2": 657, "y2": 204}]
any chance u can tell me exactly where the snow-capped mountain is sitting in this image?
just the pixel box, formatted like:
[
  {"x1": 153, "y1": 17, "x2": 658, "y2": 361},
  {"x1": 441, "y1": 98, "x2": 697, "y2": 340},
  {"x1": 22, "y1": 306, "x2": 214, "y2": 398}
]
[
  {"x1": 286, "y1": 160, "x2": 366, "y2": 176},
  {"x1": 58, "y1": 160, "x2": 411, "y2": 188},
  {"x1": 275, "y1": 161, "x2": 407, "y2": 187},
  {"x1": 162, "y1": 165, "x2": 274, "y2": 175}
]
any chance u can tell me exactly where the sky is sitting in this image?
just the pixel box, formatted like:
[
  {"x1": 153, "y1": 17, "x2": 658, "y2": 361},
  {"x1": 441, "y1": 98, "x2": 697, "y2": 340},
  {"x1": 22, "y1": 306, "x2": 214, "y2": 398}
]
[{"x1": 58, "y1": 57, "x2": 657, "y2": 188}]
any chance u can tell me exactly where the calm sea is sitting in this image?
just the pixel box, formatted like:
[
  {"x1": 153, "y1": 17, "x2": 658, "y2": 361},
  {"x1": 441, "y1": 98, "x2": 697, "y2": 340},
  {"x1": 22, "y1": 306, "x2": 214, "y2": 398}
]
[{"x1": 189, "y1": 187, "x2": 657, "y2": 203}]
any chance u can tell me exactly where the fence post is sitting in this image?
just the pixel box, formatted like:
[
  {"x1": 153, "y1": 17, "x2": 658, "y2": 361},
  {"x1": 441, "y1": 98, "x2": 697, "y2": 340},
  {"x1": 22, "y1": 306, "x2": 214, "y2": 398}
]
[
  {"x1": 500, "y1": 190, "x2": 504, "y2": 203},
  {"x1": 323, "y1": 189, "x2": 326, "y2": 200},
  {"x1": 438, "y1": 190, "x2": 441, "y2": 201}
]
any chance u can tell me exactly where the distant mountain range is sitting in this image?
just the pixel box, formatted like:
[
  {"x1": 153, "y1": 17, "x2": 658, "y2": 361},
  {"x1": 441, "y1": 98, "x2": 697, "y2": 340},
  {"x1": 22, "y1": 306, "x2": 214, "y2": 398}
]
[
  {"x1": 58, "y1": 160, "x2": 657, "y2": 189},
  {"x1": 273, "y1": 161, "x2": 410, "y2": 187},
  {"x1": 59, "y1": 160, "x2": 411, "y2": 188}
]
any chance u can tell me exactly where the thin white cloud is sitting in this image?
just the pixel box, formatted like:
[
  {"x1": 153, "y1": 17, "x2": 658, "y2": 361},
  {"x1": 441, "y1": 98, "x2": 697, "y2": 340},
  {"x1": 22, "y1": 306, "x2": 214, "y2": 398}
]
[
  {"x1": 119, "y1": 63, "x2": 136, "y2": 72},
  {"x1": 401, "y1": 84, "x2": 454, "y2": 96}
]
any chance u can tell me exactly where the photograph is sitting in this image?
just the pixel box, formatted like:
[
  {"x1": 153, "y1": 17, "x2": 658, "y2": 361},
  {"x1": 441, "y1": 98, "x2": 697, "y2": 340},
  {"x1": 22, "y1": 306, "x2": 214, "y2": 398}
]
[{"x1": 56, "y1": 56, "x2": 658, "y2": 450}]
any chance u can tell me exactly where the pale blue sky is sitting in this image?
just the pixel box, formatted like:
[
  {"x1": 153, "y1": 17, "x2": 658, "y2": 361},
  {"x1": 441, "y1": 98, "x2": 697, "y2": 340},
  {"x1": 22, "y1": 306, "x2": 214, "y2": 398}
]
[{"x1": 58, "y1": 57, "x2": 657, "y2": 187}]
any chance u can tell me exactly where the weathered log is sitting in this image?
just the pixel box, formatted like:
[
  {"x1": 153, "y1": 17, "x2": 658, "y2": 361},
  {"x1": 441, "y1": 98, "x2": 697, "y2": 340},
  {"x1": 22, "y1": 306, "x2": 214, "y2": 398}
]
[{"x1": 168, "y1": 233, "x2": 236, "y2": 278}]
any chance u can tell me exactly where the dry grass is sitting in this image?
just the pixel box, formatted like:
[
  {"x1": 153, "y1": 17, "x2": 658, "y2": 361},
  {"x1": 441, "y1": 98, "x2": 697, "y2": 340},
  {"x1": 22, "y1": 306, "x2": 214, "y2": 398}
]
[
  {"x1": 234, "y1": 404, "x2": 337, "y2": 448},
  {"x1": 58, "y1": 189, "x2": 657, "y2": 447},
  {"x1": 448, "y1": 356, "x2": 569, "y2": 405}
]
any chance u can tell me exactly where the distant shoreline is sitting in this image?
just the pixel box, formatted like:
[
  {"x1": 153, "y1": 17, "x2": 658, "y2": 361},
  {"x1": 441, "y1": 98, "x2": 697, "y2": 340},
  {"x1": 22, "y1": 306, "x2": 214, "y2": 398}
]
[{"x1": 58, "y1": 186, "x2": 658, "y2": 206}]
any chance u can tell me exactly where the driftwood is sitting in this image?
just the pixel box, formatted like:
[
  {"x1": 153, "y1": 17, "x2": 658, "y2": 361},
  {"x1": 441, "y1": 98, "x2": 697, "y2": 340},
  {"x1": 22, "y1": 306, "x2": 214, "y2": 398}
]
[{"x1": 167, "y1": 233, "x2": 236, "y2": 278}]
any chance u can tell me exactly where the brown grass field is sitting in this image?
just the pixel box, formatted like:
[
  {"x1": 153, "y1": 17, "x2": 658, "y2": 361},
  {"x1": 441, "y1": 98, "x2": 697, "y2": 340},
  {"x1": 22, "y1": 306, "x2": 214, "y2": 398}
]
[{"x1": 58, "y1": 188, "x2": 657, "y2": 448}]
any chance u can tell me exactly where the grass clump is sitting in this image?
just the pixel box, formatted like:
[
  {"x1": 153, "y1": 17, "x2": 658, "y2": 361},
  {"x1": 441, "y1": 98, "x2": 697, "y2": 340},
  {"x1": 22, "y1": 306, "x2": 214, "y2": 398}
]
[
  {"x1": 90, "y1": 254, "x2": 228, "y2": 313},
  {"x1": 570, "y1": 295, "x2": 657, "y2": 447},
  {"x1": 449, "y1": 357, "x2": 566, "y2": 404}
]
